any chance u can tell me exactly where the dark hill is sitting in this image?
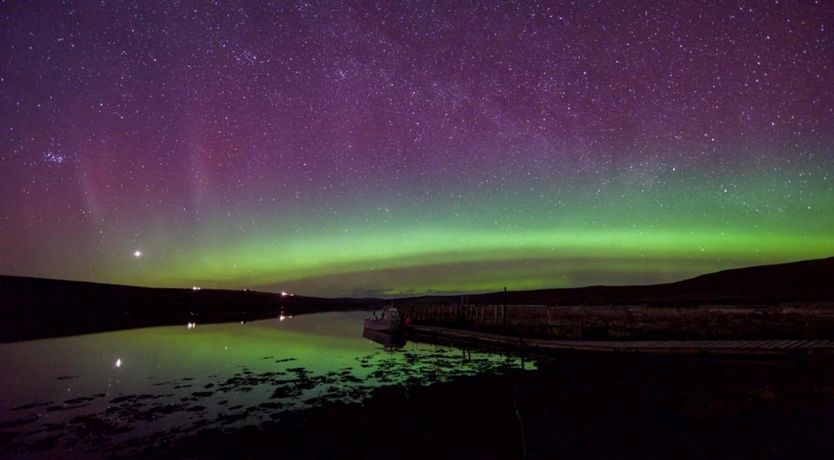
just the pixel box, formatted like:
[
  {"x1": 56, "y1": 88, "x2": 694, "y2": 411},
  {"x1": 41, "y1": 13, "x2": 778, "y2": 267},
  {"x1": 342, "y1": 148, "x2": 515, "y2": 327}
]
[
  {"x1": 396, "y1": 256, "x2": 834, "y2": 307},
  {"x1": 0, "y1": 276, "x2": 378, "y2": 342},
  {"x1": 1, "y1": 256, "x2": 832, "y2": 342}
]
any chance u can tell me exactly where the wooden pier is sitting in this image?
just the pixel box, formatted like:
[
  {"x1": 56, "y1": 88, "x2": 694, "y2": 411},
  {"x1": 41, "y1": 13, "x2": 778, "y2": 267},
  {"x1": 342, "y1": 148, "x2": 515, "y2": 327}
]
[
  {"x1": 410, "y1": 325, "x2": 834, "y2": 355},
  {"x1": 397, "y1": 303, "x2": 834, "y2": 340}
]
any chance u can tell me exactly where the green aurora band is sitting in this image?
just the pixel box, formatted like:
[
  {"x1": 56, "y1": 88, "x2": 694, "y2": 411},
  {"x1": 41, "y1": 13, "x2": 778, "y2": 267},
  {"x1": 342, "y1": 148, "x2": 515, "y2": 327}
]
[
  {"x1": 86, "y1": 159, "x2": 834, "y2": 297},
  {"x1": 4, "y1": 1, "x2": 834, "y2": 299}
]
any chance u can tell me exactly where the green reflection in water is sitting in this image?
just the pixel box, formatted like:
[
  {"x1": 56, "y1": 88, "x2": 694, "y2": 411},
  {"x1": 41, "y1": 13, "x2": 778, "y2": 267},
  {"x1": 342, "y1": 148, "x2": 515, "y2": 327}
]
[{"x1": 0, "y1": 311, "x2": 529, "y2": 457}]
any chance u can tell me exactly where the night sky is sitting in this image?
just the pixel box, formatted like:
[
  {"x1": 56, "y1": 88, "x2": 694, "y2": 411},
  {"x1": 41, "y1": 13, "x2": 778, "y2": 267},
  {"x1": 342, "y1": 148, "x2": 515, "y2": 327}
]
[{"x1": 1, "y1": 1, "x2": 833, "y2": 297}]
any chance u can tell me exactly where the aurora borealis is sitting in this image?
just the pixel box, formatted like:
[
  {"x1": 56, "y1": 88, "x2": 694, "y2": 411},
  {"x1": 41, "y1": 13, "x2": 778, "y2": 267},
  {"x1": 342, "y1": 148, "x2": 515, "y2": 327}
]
[{"x1": 1, "y1": 1, "x2": 833, "y2": 296}]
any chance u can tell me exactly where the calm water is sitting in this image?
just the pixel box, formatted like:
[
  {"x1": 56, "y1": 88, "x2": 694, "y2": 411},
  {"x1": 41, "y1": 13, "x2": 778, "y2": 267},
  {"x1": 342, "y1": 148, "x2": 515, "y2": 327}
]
[{"x1": 0, "y1": 311, "x2": 530, "y2": 457}]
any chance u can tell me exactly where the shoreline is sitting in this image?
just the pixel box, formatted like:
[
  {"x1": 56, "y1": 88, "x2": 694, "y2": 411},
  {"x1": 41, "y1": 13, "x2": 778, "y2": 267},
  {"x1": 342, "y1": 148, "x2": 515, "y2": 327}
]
[
  {"x1": 150, "y1": 351, "x2": 834, "y2": 460},
  {"x1": 2, "y1": 256, "x2": 833, "y2": 343}
]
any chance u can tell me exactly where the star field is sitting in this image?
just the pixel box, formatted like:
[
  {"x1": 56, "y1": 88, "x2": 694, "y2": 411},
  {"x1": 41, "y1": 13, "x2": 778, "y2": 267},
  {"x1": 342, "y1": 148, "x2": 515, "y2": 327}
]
[{"x1": 1, "y1": 1, "x2": 833, "y2": 296}]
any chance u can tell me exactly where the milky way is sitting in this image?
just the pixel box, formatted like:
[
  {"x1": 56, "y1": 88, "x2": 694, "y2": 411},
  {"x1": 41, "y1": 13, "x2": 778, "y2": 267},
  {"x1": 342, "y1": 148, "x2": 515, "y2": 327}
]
[{"x1": 1, "y1": 1, "x2": 833, "y2": 296}]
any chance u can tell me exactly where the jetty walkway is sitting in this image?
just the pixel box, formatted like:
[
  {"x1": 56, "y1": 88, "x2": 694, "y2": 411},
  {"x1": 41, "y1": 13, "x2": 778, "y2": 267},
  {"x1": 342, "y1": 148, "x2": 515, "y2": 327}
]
[{"x1": 410, "y1": 325, "x2": 834, "y2": 355}]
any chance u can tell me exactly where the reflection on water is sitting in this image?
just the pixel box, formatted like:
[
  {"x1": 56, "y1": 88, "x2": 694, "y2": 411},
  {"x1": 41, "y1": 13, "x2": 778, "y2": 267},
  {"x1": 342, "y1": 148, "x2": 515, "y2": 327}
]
[
  {"x1": 361, "y1": 329, "x2": 406, "y2": 350},
  {"x1": 0, "y1": 311, "x2": 528, "y2": 457}
]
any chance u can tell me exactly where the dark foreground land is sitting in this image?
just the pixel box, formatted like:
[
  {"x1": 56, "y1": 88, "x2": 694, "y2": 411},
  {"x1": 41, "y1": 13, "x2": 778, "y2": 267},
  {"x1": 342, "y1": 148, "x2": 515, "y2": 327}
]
[{"x1": 154, "y1": 350, "x2": 834, "y2": 460}]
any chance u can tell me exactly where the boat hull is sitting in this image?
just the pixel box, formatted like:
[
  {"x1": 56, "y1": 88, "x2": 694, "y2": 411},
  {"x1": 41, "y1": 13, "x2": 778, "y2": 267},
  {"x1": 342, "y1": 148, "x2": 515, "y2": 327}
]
[{"x1": 363, "y1": 318, "x2": 400, "y2": 332}]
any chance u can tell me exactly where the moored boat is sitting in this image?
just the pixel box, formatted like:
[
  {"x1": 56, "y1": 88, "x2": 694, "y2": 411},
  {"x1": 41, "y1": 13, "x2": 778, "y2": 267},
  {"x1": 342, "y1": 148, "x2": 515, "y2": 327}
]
[{"x1": 363, "y1": 306, "x2": 401, "y2": 332}]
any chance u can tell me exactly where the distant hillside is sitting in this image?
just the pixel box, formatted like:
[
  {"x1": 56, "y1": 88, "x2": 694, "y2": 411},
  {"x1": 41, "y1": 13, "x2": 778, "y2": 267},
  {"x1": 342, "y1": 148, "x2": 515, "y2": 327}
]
[
  {"x1": 0, "y1": 276, "x2": 378, "y2": 342},
  {"x1": 2, "y1": 256, "x2": 832, "y2": 342},
  {"x1": 0, "y1": 276, "x2": 380, "y2": 314},
  {"x1": 396, "y1": 257, "x2": 834, "y2": 307}
]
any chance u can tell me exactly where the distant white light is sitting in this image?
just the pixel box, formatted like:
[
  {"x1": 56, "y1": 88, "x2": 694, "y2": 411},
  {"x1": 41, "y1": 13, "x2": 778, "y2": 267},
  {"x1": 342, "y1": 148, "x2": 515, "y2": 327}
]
[
  {"x1": 192, "y1": 286, "x2": 201, "y2": 291},
  {"x1": 187, "y1": 322, "x2": 196, "y2": 329},
  {"x1": 281, "y1": 291, "x2": 288, "y2": 297},
  {"x1": 133, "y1": 250, "x2": 142, "y2": 258},
  {"x1": 115, "y1": 358, "x2": 122, "y2": 368}
]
